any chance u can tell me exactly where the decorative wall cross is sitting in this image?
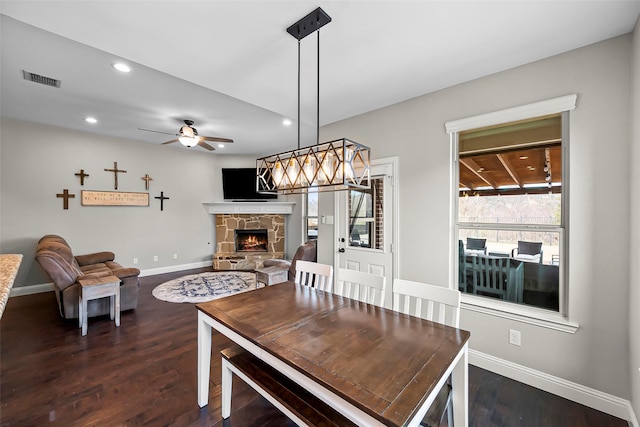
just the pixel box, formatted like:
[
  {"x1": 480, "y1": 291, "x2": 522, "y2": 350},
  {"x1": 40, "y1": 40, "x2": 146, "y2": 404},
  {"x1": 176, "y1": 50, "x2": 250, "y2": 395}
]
[
  {"x1": 141, "y1": 174, "x2": 153, "y2": 190},
  {"x1": 56, "y1": 189, "x2": 75, "y2": 210},
  {"x1": 74, "y1": 169, "x2": 90, "y2": 186},
  {"x1": 154, "y1": 191, "x2": 170, "y2": 211},
  {"x1": 104, "y1": 162, "x2": 127, "y2": 190}
]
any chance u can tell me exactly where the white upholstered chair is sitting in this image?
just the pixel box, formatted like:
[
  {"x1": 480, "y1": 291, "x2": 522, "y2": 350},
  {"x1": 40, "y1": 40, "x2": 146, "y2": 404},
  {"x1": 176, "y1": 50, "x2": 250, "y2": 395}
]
[
  {"x1": 335, "y1": 268, "x2": 386, "y2": 307},
  {"x1": 392, "y1": 278, "x2": 461, "y2": 427},
  {"x1": 294, "y1": 260, "x2": 333, "y2": 292}
]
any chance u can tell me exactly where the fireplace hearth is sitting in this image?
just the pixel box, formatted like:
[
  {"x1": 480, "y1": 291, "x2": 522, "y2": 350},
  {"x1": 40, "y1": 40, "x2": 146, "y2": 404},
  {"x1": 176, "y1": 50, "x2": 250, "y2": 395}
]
[{"x1": 235, "y1": 229, "x2": 268, "y2": 252}]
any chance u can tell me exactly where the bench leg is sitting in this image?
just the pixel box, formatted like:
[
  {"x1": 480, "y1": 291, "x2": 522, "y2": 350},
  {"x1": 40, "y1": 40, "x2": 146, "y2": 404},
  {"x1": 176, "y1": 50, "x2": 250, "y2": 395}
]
[{"x1": 221, "y1": 358, "x2": 233, "y2": 419}]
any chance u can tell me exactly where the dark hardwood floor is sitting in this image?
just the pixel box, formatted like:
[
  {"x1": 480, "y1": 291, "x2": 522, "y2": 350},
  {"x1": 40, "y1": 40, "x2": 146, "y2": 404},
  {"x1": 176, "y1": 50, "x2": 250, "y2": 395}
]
[{"x1": 1, "y1": 268, "x2": 629, "y2": 426}]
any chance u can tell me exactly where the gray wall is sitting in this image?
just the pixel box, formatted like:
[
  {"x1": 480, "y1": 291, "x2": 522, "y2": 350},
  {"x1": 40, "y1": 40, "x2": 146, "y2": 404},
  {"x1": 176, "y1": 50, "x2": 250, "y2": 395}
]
[
  {"x1": 0, "y1": 118, "x2": 293, "y2": 287},
  {"x1": 630, "y1": 16, "x2": 640, "y2": 420},
  {"x1": 320, "y1": 34, "x2": 634, "y2": 401}
]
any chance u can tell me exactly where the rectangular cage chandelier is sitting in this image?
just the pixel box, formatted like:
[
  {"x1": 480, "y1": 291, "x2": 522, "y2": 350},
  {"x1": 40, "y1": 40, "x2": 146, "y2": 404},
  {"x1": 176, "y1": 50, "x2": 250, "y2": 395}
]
[
  {"x1": 256, "y1": 7, "x2": 371, "y2": 195},
  {"x1": 257, "y1": 138, "x2": 370, "y2": 194}
]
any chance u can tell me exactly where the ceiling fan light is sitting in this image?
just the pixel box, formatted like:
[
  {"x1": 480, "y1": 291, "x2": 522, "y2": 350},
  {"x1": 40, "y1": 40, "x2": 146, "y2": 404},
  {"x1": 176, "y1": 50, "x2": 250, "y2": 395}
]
[
  {"x1": 179, "y1": 135, "x2": 198, "y2": 147},
  {"x1": 179, "y1": 125, "x2": 195, "y2": 138}
]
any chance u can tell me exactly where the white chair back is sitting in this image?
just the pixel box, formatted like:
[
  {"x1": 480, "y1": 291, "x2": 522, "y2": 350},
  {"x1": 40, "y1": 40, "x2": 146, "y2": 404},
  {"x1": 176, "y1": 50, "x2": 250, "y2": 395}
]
[
  {"x1": 294, "y1": 260, "x2": 334, "y2": 292},
  {"x1": 392, "y1": 278, "x2": 461, "y2": 327},
  {"x1": 335, "y1": 268, "x2": 386, "y2": 307}
]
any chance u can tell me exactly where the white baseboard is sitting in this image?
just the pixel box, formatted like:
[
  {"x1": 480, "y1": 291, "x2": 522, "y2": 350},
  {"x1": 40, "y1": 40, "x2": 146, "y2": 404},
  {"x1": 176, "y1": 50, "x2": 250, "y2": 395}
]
[
  {"x1": 10, "y1": 282, "x2": 54, "y2": 296},
  {"x1": 137, "y1": 261, "x2": 212, "y2": 277},
  {"x1": 470, "y1": 349, "x2": 637, "y2": 426},
  {"x1": 9, "y1": 261, "x2": 214, "y2": 297}
]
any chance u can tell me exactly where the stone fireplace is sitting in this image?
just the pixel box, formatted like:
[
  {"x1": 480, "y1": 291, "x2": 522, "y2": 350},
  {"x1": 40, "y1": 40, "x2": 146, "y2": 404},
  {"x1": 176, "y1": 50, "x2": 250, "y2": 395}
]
[
  {"x1": 203, "y1": 201, "x2": 295, "y2": 270},
  {"x1": 213, "y1": 213, "x2": 285, "y2": 270}
]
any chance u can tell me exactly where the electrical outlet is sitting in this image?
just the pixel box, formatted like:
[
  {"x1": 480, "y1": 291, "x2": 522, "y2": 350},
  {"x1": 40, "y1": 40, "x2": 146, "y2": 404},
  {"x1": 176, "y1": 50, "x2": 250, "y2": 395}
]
[
  {"x1": 133, "y1": 258, "x2": 138, "y2": 265},
  {"x1": 173, "y1": 253, "x2": 178, "y2": 260},
  {"x1": 509, "y1": 329, "x2": 521, "y2": 346},
  {"x1": 153, "y1": 255, "x2": 158, "y2": 262}
]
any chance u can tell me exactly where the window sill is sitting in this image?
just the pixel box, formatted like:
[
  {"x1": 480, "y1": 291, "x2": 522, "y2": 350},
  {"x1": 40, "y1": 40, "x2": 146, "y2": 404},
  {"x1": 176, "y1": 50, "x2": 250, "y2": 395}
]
[{"x1": 461, "y1": 294, "x2": 579, "y2": 334}]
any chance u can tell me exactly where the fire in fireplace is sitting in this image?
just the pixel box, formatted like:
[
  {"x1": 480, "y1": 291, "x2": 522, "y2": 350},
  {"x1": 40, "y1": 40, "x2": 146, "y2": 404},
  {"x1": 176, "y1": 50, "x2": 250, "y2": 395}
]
[{"x1": 235, "y1": 229, "x2": 268, "y2": 252}]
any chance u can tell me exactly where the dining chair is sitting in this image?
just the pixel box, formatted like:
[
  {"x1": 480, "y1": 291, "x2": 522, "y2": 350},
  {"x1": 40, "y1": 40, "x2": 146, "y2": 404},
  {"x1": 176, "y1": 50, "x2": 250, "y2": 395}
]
[
  {"x1": 335, "y1": 268, "x2": 386, "y2": 307},
  {"x1": 294, "y1": 260, "x2": 334, "y2": 292},
  {"x1": 392, "y1": 278, "x2": 461, "y2": 427}
]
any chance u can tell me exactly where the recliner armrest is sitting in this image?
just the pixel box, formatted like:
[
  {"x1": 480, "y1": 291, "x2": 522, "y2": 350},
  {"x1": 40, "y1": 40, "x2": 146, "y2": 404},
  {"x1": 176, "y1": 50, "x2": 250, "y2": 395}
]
[
  {"x1": 110, "y1": 267, "x2": 140, "y2": 280},
  {"x1": 75, "y1": 251, "x2": 115, "y2": 266}
]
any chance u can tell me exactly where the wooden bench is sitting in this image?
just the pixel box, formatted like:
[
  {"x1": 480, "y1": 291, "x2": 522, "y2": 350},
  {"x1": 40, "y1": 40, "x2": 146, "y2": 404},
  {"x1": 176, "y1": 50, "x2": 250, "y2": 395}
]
[{"x1": 221, "y1": 344, "x2": 356, "y2": 426}]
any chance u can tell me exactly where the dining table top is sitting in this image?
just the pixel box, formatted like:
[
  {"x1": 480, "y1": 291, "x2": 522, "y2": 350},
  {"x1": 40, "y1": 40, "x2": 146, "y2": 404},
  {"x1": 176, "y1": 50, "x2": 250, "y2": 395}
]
[{"x1": 197, "y1": 281, "x2": 470, "y2": 426}]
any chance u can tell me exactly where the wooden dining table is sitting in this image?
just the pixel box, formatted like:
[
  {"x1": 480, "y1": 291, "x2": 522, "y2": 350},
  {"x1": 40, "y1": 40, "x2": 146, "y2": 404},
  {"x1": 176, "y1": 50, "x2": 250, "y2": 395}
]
[{"x1": 196, "y1": 281, "x2": 471, "y2": 427}]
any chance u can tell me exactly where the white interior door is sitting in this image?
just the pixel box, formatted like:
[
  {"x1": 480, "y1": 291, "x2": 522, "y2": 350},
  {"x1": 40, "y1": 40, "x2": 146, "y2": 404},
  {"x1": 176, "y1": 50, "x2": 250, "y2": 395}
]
[{"x1": 335, "y1": 159, "x2": 395, "y2": 308}]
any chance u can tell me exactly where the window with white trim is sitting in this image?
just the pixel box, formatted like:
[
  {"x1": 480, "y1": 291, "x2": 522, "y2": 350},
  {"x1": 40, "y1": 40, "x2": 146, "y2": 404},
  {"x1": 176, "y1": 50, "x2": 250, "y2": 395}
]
[{"x1": 447, "y1": 95, "x2": 575, "y2": 324}]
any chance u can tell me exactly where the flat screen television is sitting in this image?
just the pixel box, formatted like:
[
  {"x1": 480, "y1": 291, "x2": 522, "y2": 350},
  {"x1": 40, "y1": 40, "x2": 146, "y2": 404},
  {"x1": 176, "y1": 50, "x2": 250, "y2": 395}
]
[{"x1": 221, "y1": 168, "x2": 277, "y2": 201}]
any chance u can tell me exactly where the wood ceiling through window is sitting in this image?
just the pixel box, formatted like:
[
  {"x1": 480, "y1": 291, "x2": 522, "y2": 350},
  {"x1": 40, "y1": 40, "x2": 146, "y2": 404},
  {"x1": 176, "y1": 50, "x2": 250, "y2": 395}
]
[{"x1": 459, "y1": 114, "x2": 562, "y2": 196}]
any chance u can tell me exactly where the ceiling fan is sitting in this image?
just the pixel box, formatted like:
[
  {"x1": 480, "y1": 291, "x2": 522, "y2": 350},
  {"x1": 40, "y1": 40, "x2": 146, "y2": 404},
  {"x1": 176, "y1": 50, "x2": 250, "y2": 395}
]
[{"x1": 138, "y1": 120, "x2": 233, "y2": 151}]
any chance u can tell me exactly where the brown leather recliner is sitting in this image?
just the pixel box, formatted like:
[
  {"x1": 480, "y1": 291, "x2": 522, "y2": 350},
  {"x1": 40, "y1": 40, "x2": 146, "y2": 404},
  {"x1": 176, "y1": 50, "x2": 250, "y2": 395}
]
[
  {"x1": 263, "y1": 240, "x2": 317, "y2": 281},
  {"x1": 35, "y1": 235, "x2": 140, "y2": 319}
]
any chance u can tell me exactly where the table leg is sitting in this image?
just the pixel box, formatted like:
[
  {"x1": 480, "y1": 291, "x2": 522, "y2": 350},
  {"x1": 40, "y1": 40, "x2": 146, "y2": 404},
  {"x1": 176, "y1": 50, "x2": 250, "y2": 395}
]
[
  {"x1": 197, "y1": 310, "x2": 212, "y2": 407},
  {"x1": 115, "y1": 284, "x2": 121, "y2": 327},
  {"x1": 78, "y1": 292, "x2": 83, "y2": 330},
  {"x1": 81, "y1": 292, "x2": 88, "y2": 336},
  {"x1": 451, "y1": 343, "x2": 469, "y2": 427}
]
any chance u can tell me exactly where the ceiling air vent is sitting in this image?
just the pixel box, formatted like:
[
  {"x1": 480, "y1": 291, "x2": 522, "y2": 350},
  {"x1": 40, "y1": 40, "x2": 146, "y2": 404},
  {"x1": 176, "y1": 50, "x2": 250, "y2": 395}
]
[{"x1": 22, "y1": 70, "x2": 61, "y2": 88}]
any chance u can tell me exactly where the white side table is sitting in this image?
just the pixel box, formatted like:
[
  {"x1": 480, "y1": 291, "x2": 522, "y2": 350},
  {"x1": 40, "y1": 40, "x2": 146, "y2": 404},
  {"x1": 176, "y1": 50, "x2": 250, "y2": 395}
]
[
  {"x1": 78, "y1": 275, "x2": 121, "y2": 336},
  {"x1": 255, "y1": 266, "x2": 288, "y2": 286}
]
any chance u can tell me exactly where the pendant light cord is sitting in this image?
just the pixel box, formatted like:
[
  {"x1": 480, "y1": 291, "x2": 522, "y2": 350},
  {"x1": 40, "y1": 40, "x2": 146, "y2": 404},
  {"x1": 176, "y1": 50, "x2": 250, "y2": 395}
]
[
  {"x1": 317, "y1": 30, "x2": 320, "y2": 146},
  {"x1": 297, "y1": 39, "x2": 301, "y2": 150}
]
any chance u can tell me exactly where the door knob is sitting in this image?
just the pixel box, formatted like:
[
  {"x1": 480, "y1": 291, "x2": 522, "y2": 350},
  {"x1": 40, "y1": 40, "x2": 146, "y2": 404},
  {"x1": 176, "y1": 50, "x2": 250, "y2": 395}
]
[{"x1": 338, "y1": 248, "x2": 345, "y2": 253}]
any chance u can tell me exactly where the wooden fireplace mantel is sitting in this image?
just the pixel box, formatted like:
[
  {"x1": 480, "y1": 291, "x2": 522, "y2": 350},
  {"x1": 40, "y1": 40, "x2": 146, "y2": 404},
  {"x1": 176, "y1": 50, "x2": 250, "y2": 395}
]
[{"x1": 202, "y1": 201, "x2": 295, "y2": 215}]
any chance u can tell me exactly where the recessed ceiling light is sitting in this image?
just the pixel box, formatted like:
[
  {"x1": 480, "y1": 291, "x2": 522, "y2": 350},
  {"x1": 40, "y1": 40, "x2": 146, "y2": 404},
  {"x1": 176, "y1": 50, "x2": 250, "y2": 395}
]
[
  {"x1": 218, "y1": 144, "x2": 225, "y2": 148},
  {"x1": 112, "y1": 62, "x2": 131, "y2": 73},
  {"x1": 282, "y1": 119, "x2": 292, "y2": 126},
  {"x1": 85, "y1": 117, "x2": 98, "y2": 124}
]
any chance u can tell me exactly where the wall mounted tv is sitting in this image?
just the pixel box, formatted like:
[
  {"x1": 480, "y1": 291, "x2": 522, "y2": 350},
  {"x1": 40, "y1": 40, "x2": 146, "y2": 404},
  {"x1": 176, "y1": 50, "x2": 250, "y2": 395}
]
[{"x1": 221, "y1": 168, "x2": 277, "y2": 201}]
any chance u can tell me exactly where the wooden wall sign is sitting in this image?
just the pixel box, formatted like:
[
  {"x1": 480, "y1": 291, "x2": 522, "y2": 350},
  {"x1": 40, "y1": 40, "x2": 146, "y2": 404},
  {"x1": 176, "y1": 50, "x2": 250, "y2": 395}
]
[{"x1": 81, "y1": 190, "x2": 149, "y2": 207}]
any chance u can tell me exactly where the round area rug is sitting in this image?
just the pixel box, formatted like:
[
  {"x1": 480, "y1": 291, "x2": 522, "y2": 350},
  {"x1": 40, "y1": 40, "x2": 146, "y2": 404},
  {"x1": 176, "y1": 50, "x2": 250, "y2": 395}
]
[{"x1": 152, "y1": 271, "x2": 258, "y2": 303}]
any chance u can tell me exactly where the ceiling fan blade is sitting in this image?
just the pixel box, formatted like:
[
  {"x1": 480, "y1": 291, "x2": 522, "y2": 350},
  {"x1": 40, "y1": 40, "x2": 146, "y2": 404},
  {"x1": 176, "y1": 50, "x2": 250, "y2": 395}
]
[
  {"x1": 138, "y1": 128, "x2": 177, "y2": 136},
  {"x1": 201, "y1": 136, "x2": 234, "y2": 143},
  {"x1": 198, "y1": 141, "x2": 215, "y2": 151},
  {"x1": 161, "y1": 139, "x2": 179, "y2": 145}
]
